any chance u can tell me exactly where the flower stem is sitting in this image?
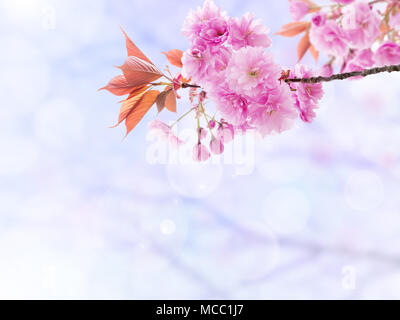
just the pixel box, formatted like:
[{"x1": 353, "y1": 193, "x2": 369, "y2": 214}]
[{"x1": 170, "y1": 107, "x2": 195, "y2": 128}]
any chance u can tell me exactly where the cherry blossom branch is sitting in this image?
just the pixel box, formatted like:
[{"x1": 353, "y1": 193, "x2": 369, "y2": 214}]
[
  {"x1": 103, "y1": 0, "x2": 400, "y2": 162},
  {"x1": 180, "y1": 64, "x2": 400, "y2": 91},
  {"x1": 285, "y1": 64, "x2": 400, "y2": 84}
]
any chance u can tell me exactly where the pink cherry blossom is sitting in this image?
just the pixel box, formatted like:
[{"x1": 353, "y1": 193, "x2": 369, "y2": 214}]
[
  {"x1": 341, "y1": 2, "x2": 380, "y2": 50},
  {"x1": 225, "y1": 46, "x2": 281, "y2": 98},
  {"x1": 199, "y1": 18, "x2": 229, "y2": 46},
  {"x1": 249, "y1": 83, "x2": 298, "y2": 136},
  {"x1": 310, "y1": 21, "x2": 348, "y2": 57},
  {"x1": 344, "y1": 49, "x2": 374, "y2": 75},
  {"x1": 375, "y1": 42, "x2": 400, "y2": 66},
  {"x1": 182, "y1": 0, "x2": 227, "y2": 40},
  {"x1": 289, "y1": 65, "x2": 324, "y2": 123},
  {"x1": 228, "y1": 13, "x2": 271, "y2": 50},
  {"x1": 212, "y1": 88, "x2": 249, "y2": 126},
  {"x1": 210, "y1": 46, "x2": 232, "y2": 81},
  {"x1": 106, "y1": 0, "x2": 400, "y2": 162},
  {"x1": 181, "y1": 39, "x2": 210, "y2": 83},
  {"x1": 182, "y1": 40, "x2": 231, "y2": 84},
  {"x1": 289, "y1": 0, "x2": 310, "y2": 21}
]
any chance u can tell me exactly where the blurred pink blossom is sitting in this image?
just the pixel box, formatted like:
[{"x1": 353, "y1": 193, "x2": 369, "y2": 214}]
[
  {"x1": 341, "y1": 2, "x2": 380, "y2": 49},
  {"x1": 310, "y1": 21, "x2": 348, "y2": 57},
  {"x1": 375, "y1": 42, "x2": 400, "y2": 66},
  {"x1": 289, "y1": 0, "x2": 310, "y2": 21}
]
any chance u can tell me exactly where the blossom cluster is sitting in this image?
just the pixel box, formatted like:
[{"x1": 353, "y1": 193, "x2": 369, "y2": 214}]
[
  {"x1": 179, "y1": 0, "x2": 323, "y2": 161},
  {"x1": 102, "y1": 0, "x2": 400, "y2": 163},
  {"x1": 288, "y1": 0, "x2": 400, "y2": 74}
]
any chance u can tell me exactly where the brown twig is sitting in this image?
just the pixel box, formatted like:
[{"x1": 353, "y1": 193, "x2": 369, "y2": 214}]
[
  {"x1": 285, "y1": 64, "x2": 400, "y2": 84},
  {"x1": 181, "y1": 83, "x2": 201, "y2": 89}
]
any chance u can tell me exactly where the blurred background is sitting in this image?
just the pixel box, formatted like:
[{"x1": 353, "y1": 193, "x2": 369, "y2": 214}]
[{"x1": 0, "y1": 0, "x2": 400, "y2": 299}]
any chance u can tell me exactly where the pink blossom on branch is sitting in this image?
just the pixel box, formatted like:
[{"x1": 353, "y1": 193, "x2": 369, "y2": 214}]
[
  {"x1": 375, "y1": 42, "x2": 400, "y2": 66},
  {"x1": 249, "y1": 83, "x2": 298, "y2": 136},
  {"x1": 225, "y1": 47, "x2": 281, "y2": 98},
  {"x1": 341, "y1": 2, "x2": 380, "y2": 50},
  {"x1": 310, "y1": 21, "x2": 348, "y2": 57},
  {"x1": 199, "y1": 17, "x2": 229, "y2": 46},
  {"x1": 102, "y1": 0, "x2": 400, "y2": 163},
  {"x1": 344, "y1": 49, "x2": 375, "y2": 75},
  {"x1": 228, "y1": 13, "x2": 272, "y2": 50},
  {"x1": 182, "y1": 0, "x2": 227, "y2": 40},
  {"x1": 289, "y1": 65, "x2": 324, "y2": 123},
  {"x1": 211, "y1": 88, "x2": 249, "y2": 126}
]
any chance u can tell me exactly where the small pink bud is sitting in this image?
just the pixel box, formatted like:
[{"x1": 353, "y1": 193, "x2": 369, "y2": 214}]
[
  {"x1": 210, "y1": 137, "x2": 224, "y2": 155},
  {"x1": 199, "y1": 91, "x2": 207, "y2": 102},
  {"x1": 172, "y1": 77, "x2": 181, "y2": 91},
  {"x1": 208, "y1": 120, "x2": 216, "y2": 130},
  {"x1": 172, "y1": 78, "x2": 181, "y2": 99},
  {"x1": 192, "y1": 143, "x2": 211, "y2": 162},
  {"x1": 311, "y1": 12, "x2": 327, "y2": 27}
]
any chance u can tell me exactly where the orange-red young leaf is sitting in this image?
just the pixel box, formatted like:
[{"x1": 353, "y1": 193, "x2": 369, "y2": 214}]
[
  {"x1": 124, "y1": 85, "x2": 149, "y2": 101},
  {"x1": 297, "y1": 32, "x2": 311, "y2": 62},
  {"x1": 99, "y1": 75, "x2": 139, "y2": 96},
  {"x1": 162, "y1": 49, "x2": 184, "y2": 68},
  {"x1": 309, "y1": 7, "x2": 320, "y2": 14},
  {"x1": 275, "y1": 21, "x2": 310, "y2": 37},
  {"x1": 120, "y1": 26, "x2": 153, "y2": 64},
  {"x1": 309, "y1": 45, "x2": 319, "y2": 62},
  {"x1": 180, "y1": 76, "x2": 191, "y2": 84},
  {"x1": 119, "y1": 56, "x2": 163, "y2": 87},
  {"x1": 165, "y1": 89, "x2": 177, "y2": 113},
  {"x1": 113, "y1": 86, "x2": 149, "y2": 127},
  {"x1": 155, "y1": 90, "x2": 169, "y2": 113},
  {"x1": 125, "y1": 90, "x2": 160, "y2": 136}
]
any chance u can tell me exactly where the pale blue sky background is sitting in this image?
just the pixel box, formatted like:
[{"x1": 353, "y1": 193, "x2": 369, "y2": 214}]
[{"x1": 0, "y1": 0, "x2": 400, "y2": 299}]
